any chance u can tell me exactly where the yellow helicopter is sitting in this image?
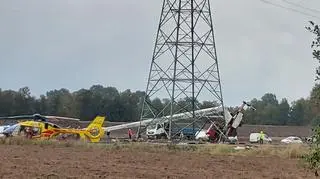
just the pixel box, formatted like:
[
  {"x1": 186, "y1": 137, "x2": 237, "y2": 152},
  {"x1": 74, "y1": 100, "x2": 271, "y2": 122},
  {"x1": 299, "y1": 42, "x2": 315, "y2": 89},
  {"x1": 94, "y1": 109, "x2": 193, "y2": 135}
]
[{"x1": 1, "y1": 115, "x2": 106, "y2": 143}]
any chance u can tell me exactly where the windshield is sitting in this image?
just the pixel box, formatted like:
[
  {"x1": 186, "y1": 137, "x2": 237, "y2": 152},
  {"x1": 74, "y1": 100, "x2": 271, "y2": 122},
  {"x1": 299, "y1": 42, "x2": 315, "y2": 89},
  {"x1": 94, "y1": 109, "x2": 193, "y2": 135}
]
[
  {"x1": 2, "y1": 124, "x2": 19, "y2": 134},
  {"x1": 147, "y1": 124, "x2": 157, "y2": 130}
]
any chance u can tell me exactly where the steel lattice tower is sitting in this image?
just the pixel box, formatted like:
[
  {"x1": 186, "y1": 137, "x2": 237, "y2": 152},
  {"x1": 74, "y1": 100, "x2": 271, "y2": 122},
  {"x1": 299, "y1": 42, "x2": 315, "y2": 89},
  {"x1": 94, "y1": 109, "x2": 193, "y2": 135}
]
[{"x1": 137, "y1": 0, "x2": 224, "y2": 139}]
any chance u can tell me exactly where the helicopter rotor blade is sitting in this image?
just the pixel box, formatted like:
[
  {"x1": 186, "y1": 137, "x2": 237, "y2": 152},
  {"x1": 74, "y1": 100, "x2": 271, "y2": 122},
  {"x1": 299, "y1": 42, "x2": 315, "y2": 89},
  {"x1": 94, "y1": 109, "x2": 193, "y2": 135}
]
[
  {"x1": 0, "y1": 115, "x2": 35, "y2": 120},
  {"x1": 45, "y1": 116, "x2": 80, "y2": 121},
  {"x1": 0, "y1": 114, "x2": 48, "y2": 121}
]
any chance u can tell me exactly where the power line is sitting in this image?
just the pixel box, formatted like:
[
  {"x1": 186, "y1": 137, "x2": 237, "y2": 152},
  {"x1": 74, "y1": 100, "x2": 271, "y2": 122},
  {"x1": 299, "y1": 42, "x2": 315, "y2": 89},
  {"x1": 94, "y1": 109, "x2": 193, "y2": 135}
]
[
  {"x1": 260, "y1": 0, "x2": 320, "y2": 20},
  {"x1": 282, "y1": 0, "x2": 320, "y2": 14}
]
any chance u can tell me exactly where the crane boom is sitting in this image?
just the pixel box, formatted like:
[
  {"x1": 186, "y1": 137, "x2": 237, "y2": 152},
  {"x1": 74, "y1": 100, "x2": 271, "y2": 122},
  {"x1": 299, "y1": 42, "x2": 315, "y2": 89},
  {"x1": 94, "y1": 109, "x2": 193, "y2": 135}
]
[{"x1": 103, "y1": 106, "x2": 224, "y2": 132}]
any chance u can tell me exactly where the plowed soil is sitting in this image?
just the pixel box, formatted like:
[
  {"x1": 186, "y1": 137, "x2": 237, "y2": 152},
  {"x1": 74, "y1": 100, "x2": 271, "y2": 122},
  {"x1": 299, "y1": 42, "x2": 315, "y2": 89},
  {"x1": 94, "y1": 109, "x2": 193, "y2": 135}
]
[{"x1": 0, "y1": 144, "x2": 316, "y2": 179}]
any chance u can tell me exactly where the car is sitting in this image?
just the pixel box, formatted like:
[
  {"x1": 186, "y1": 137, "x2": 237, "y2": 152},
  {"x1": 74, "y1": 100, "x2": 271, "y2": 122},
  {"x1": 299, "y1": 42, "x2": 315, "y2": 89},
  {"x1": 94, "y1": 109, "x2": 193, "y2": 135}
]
[
  {"x1": 280, "y1": 136, "x2": 303, "y2": 144},
  {"x1": 0, "y1": 125, "x2": 12, "y2": 137},
  {"x1": 305, "y1": 136, "x2": 317, "y2": 144},
  {"x1": 249, "y1": 132, "x2": 272, "y2": 143}
]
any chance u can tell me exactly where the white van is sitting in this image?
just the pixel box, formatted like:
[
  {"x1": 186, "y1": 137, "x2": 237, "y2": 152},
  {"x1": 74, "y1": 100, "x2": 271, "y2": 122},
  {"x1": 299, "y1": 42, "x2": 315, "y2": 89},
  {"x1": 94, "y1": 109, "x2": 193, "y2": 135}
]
[{"x1": 249, "y1": 133, "x2": 272, "y2": 143}]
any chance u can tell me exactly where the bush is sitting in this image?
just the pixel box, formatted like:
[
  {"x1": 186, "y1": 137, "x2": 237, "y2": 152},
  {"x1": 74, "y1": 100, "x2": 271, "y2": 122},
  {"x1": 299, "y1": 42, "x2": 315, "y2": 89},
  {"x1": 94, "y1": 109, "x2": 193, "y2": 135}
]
[{"x1": 303, "y1": 126, "x2": 320, "y2": 176}]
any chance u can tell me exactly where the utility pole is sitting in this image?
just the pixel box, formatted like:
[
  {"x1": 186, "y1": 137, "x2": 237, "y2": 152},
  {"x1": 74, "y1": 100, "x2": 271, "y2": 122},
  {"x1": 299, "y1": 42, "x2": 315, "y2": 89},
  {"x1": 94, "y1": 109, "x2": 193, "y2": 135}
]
[{"x1": 137, "y1": 0, "x2": 225, "y2": 140}]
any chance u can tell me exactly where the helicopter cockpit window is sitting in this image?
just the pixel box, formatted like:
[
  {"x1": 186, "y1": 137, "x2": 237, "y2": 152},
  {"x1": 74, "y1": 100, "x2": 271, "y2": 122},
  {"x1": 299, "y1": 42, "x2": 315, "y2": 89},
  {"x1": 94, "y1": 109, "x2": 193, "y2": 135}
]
[
  {"x1": 44, "y1": 123, "x2": 49, "y2": 129},
  {"x1": 3, "y1": 124, "x2": 19, "y2": 136},
  {"x1": 32, "y1": 127, "x2": 40, "y2": 136}
]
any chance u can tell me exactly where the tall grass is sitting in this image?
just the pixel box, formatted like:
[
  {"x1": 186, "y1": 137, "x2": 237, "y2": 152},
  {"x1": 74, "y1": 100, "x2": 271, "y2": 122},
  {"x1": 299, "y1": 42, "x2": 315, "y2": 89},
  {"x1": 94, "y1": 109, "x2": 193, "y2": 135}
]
[
  {"x1": 0, "y1": 137, "x2": 309, "y2": 159},
  {"x1": 98, "y1": 143, "x2": 309, "y2": 159},
  {"x1": 0, "y1": 137, "x2": 82, "y2": 147},
  {"x1": 237, "y1": 144, "x2": 309, "y2": 159}
]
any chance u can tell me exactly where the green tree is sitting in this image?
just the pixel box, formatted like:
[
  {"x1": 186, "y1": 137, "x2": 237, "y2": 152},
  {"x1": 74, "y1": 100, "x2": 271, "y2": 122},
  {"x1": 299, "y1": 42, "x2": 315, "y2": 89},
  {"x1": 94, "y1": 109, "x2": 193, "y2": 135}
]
[
  {"x1": 288, "y1": 98, "x2": 312, "y2": 125},
  {"x1": 306, "y1": 21, "x2": 320, "y2": 80},
  {"x1": 243, "y1": 98, "x2": 260, "y2": 124},
  {"x1": 151, "y1": 98, "x2": 164, "y2": 116},
  {"x1": 278, "y1": 98, "x2": 290, "y2": 125},
  {"x1": 0, "y1": 90, "x2": 19, "y2": 115},
  {"x1": 261, "y1": 93, "x2": 278, "y2": 106},
  {"x1": 304, "y1": 126, "x2": 320, "y2": 176},
  {"x1": 311, "y1": 115, "x2": 320, "y2": 127},
  {"x1": 243, "y1": 94, "x2": 283, "y2": 125},
  {"x1": 305, "y1": 21, "x2": 320, "y2": 177},
  {"x1": 15, "y1": 87, "x2": 36, "y2": 114},
  {"x1": 73, "y1": 89, "x2": 94, "y2": 120},
  {"x1": 34, "y1": 95, "x2": 48, "y2": 114},
  {"x1": 310, "y1": 84, "x2": 320, "y2": 118},
  {"x1": 261, "y1": 104, "x2": 279, "y2": 125},
  {"x1": 46, "y1": 88, "x2": 76, "y2": 117},
  {"x1": 119, "y1": 89, "x2": 139, "y2": 121}
]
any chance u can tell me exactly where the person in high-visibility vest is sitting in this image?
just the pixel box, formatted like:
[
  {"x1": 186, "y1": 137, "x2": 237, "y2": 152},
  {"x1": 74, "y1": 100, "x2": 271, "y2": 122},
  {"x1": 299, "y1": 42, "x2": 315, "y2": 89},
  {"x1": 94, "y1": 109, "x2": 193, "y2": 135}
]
[{"x1": 259, "y1": 131, "x2": 265, "y2": 144}]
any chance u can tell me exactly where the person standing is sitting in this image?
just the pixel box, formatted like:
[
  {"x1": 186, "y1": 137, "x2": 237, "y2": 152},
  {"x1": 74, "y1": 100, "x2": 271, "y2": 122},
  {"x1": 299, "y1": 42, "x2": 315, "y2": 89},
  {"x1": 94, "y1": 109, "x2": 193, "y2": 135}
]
[
  {"x1": 128, "y1": 128, "x2": 134, "y2": 139},
  {"x1": 259, "y1": 131, "x2": 265, "y2": 144},
  {"x1": 25, "y1": 127, "x2": 33, "y2": 139},
  {"x1": 106, "y1": 131, "x2": 111, "y2": 143}
]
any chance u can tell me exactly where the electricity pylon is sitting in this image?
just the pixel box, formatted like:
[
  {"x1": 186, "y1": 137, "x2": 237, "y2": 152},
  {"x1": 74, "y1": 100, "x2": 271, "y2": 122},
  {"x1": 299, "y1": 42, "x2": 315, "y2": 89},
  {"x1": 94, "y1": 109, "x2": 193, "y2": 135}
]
[{"x1": 137, "y1": 0, "x2": 224, "y2": 140}]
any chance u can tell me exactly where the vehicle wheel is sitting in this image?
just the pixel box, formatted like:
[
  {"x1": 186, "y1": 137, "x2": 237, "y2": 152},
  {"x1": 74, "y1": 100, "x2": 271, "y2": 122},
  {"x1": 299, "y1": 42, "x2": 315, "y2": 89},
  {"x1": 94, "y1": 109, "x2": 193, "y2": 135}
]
[{"x1": 161, "y1": 134, "x2": 166, "y2": 139}]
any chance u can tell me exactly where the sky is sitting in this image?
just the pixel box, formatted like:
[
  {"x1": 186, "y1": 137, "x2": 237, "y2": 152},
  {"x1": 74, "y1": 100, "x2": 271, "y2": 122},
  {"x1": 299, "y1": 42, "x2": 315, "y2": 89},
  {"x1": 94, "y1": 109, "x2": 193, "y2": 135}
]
[{"x1": 0, "y1": 0, "x2": 319, "y2": 106}]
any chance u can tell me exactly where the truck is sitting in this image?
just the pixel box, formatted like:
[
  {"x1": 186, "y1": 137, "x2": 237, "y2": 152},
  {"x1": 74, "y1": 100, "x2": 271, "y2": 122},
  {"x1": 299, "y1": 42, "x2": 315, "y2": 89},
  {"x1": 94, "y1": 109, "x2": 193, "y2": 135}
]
[
  {"x1": 146, "y1": 122, "x2": 200, "y2": 140},
  {"x1": 249, "y1": 132, "x2": 272, "y2": 143}
]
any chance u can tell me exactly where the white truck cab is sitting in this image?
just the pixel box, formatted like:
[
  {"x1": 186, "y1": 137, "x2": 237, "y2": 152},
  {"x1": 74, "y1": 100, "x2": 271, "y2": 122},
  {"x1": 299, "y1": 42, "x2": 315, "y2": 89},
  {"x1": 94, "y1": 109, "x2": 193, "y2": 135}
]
[{"x1": 146, "y1": 123, "x2": 166, "y2": 139}]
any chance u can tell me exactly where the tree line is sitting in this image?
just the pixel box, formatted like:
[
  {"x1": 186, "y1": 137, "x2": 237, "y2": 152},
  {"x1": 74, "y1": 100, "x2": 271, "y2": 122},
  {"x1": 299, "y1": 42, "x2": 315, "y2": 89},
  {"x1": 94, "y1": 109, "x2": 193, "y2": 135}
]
[
  {"x1": 0, "y1": 85, "x2": 219, "y2": 122},
  {"x1": 243, "y1": 84, "x2": 320, "y2": 126},
  {"x1": 0, "y1": 84, "x2": 319, "y2": 126}
]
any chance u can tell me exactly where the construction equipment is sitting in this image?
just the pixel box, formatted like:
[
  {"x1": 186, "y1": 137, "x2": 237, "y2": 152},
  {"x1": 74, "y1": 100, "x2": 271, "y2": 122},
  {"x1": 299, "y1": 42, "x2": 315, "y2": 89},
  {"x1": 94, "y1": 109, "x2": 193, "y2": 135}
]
[
  {"x1": 101, "y1": 100, "x2": 255, "y2": 143},
  {"x1": 205, "y1": 101, "x2": 256, "y2": 143},
  {"x1": 103, "y1": 106, "x2": 224, "y2": 135}
]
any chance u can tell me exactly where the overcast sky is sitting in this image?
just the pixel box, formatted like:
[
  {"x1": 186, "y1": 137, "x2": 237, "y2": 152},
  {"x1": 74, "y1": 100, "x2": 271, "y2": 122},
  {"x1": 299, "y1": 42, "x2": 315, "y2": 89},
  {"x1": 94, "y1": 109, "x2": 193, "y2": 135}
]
[{"x1": 0, "y1": 0, "x2": 319, "y2": 106}]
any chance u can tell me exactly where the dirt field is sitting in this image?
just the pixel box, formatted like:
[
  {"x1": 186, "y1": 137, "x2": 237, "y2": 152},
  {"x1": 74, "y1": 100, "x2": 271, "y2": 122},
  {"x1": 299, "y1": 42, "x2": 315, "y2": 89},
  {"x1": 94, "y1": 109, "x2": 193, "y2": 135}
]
[{"x1": 0, "y1": 143, "x2": 316, "y2": 179}]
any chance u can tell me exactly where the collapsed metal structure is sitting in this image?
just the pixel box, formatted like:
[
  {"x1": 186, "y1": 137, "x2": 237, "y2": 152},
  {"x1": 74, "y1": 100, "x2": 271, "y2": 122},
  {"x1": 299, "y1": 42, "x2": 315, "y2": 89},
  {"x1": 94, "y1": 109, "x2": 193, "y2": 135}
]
[
  {"x1": 137, "y1": 0, "x2": 225, "y2": 139},
  {"x1": 104, "y1": 106, "x2": 224, "y2": 132}
]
